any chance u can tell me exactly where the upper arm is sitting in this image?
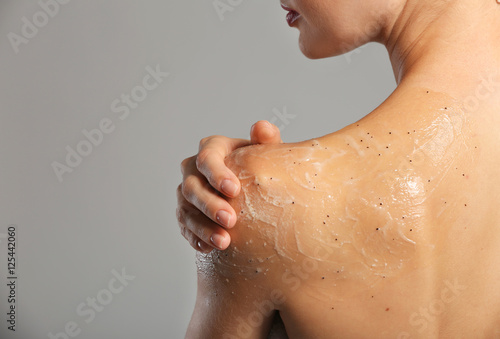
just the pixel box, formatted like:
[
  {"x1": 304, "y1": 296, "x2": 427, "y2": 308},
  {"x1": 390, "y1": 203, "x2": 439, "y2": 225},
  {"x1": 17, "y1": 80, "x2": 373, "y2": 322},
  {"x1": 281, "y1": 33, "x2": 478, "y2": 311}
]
[
  {"x1": 186, "y1": 145, "x2": 289, "y2": 339},
  {"x1": 186, "y1": 251, "x2": 286, "y2": 339}
]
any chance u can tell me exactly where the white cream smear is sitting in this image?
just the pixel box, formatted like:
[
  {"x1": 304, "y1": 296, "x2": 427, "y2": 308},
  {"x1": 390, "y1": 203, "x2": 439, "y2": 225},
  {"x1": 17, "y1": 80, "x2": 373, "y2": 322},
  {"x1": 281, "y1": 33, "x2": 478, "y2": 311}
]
[{"x1": 197, "y1": 95, "x2": 475, "y2": 300}]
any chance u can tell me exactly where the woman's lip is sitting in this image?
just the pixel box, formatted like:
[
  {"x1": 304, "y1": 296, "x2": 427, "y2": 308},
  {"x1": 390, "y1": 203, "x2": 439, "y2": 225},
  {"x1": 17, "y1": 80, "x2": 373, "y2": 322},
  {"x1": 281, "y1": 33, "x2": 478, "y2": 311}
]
[
  {"x1": 281, "y1": 4, "x2": 294, "y2": 11},
  {"x1": 286, "y1": 11, "x2": 301, "y2": 26},
  {"x1": 281, "y1": 4, "x2": 301, "y2": 26}
]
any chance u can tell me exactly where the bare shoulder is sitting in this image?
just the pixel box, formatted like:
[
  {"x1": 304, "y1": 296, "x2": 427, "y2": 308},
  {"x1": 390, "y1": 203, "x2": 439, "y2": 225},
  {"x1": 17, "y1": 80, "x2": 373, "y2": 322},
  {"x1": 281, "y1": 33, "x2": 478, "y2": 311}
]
[
  {"x1": 198, "y1": 86, "x2": 474, "y2": 292},
  {"x1": 195, "y1": 140, "x2": 348, "y2": 282},
  {"x1": 223, "y1": 140, "x2": 350, "y2": 257}
]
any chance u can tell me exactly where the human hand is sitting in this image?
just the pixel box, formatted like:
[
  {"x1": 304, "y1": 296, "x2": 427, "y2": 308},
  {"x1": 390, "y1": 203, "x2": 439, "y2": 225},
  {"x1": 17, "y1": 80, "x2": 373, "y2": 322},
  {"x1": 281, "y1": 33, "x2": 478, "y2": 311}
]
[{"x1": 177, "y1": 121, "x2": 282, "y2": 252}]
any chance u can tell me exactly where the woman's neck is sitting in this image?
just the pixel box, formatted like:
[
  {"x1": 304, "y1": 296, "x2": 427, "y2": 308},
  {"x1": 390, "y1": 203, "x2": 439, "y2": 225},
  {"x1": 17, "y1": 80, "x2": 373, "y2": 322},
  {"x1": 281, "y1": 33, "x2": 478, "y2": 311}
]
[{"x1": 384, "y1": 0, "x2": 500, "y2": 100}]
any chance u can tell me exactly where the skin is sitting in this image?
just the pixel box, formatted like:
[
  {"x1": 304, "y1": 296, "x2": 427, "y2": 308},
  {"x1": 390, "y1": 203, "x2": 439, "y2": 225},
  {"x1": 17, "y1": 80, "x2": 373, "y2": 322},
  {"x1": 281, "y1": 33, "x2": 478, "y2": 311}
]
[{"x1": 181, "y1": 0, "x2": 500, "y2": 337}]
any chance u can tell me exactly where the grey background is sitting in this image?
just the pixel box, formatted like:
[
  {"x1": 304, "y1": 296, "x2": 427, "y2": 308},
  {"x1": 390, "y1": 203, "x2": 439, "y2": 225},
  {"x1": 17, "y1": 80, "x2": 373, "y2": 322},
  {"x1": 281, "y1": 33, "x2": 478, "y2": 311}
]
[{"x1": 0, "y1": 1, "x2": 395, "y2": 338}]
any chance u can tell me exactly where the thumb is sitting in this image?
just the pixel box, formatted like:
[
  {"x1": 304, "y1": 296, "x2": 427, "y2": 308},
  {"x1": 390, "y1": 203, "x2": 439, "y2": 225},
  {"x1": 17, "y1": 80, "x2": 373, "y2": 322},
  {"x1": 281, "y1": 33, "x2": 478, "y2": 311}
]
[{"x1": 250, "y1": 120, "x2": 283, "y2": 144}]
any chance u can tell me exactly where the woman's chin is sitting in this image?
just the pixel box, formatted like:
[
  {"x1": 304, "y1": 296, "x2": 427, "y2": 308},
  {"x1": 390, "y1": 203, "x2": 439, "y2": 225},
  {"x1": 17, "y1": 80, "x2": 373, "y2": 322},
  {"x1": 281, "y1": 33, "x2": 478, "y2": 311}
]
[
  {"x1": 298, "y1": 38, "x2": 332, "y2": 60},
  {"x1": 299, "y1": 34, "x2": 357, "y2": 60}
]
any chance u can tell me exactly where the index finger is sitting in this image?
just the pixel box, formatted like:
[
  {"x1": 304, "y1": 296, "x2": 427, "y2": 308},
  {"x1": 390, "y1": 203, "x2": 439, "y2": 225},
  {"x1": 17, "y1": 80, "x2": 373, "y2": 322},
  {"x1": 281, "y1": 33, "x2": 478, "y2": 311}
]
[{"x1": 196, "y1": 136, "x2": 251, "y2": 198}]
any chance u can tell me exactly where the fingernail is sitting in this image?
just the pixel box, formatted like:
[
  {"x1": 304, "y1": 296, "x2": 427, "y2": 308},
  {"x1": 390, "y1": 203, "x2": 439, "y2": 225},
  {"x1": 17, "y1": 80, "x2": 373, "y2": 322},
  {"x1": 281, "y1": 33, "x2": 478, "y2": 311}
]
[
  {"x1": 197, "y1": 240, "x2": 211, "y2": 252},
  {"x1": 221, "y1": 179, "x2": 238, "y2": 196},
  {"x1": 211, "y1": 233, "x2": 226, "y2": 249},
  {"x1": 250, "y1": 123, "x2": 257, "y2": 135},
  {"x1": 216, "y1": 210, "x2": 232, "y2": 228}
]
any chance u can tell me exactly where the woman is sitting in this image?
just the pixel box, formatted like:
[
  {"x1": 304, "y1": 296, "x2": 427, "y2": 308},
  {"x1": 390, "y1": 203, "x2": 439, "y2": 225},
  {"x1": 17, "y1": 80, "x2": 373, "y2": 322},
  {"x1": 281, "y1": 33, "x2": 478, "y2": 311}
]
[{"x1": 177, "y1": 0, "x2": 500, "y2": 337}]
